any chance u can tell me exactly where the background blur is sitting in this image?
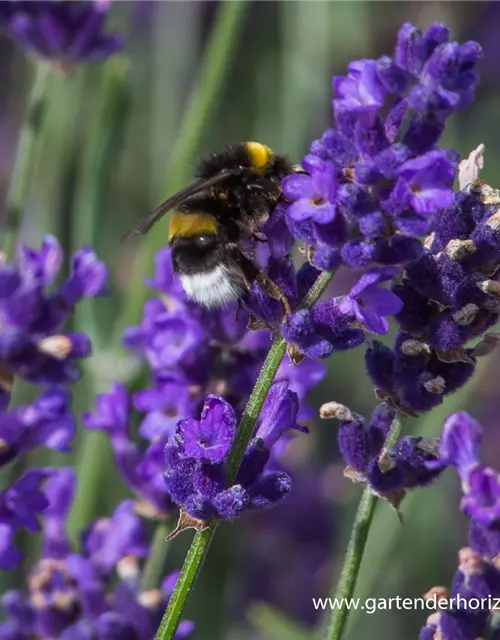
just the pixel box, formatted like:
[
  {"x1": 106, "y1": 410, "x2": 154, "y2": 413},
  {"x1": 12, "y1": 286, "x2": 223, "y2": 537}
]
[{"x1": 1, "y1": 2, "x2": 500, "y2": 639}]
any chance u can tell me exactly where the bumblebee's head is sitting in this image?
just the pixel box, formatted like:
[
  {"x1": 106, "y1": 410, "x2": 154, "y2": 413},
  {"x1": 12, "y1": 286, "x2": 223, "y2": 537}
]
[
  {"x1": 169, "y1": 232, "x2": 219, "y2": 272},
  {"x1": 170, "y1": 232, "x2": 245, "y2": 309}
]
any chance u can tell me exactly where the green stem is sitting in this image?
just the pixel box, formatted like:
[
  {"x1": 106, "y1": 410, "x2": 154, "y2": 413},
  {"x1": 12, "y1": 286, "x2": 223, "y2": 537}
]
[
  {"x1": 141, "y1": 521, "x2": 173, "y2": 591},
  {"x1": 155, "y1": 270, "x2": 334, "y2": 640},
  {"x1": 113, "y1": 0, "x2": 248, "y2": 344},
  {"x1": 326, "y1": 412, "x2": 408, "y2": 640},
  {"x1": 3, "y1": 61, "x2": 52, "y2": 254},
  {"x1": 155, "y1": 525, "x2": 218, "y2": 640}
]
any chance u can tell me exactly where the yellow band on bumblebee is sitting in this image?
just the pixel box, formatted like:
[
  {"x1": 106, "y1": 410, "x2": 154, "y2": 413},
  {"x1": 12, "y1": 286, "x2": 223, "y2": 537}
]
[
  {"x1": 169, "y1": 211, "x2": 217, "y2": 240},
  {"x1": 245, "y1": 142, "x2": 273, "y2": 173}
]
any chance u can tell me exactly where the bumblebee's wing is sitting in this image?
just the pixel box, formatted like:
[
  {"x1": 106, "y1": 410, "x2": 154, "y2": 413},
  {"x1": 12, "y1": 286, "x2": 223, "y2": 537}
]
[{"x1": 120, "y1": 170, "x2": 240, "y2": 243}]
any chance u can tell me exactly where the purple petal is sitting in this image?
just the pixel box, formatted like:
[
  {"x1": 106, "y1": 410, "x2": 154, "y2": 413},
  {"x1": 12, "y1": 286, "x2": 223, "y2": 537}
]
[
  {"x1": 255, "y1": 381, "x2": 306, "y2": 449},
  {"x1": 435, "y1": 411, "x2": 482, "y2": 480},
  {"x1": 361, "y1": 287, "x2": 404, "y2": 316},
  {"x1": 42, "y1": 468, "x2": 75, "y2": 560},
  {"x1": 281, "y1": 174, "x2": 314, "y2": 201},
  {"x1": 287, "y1": 199, "x2": 317, "y2": 223},
  {"x1": 0, "y1": 525, "x2": 22, "y2": 570},
  {"x1": 311, "y1": 164, "x2": 338, "y2": 202},
  {"x1": 349, "y1": 267, "x2": 399, "y2": 298},
  {"x1": 356, "y1": 307, "x2": 390, "y2": 334},
  {"x1": 178, "y1": 395, "x2": 236, "y2": 463},
  {"x1": 411, "y1": 186, "x2": 455, "y2": 215}
]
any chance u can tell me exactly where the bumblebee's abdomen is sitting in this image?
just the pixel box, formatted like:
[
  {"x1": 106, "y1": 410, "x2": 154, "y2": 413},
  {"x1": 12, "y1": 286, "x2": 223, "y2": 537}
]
[{"x1": 180, "y1": 266, "x2": 244, "y2": 308}]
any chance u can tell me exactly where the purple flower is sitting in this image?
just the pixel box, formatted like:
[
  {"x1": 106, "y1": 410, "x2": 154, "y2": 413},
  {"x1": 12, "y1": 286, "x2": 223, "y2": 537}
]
[
  {"x1": 134, "y1": 373, "x2": 194, "y2": 441},
  {"x1": 282, "y1": 300, "x2": 365, "y2": 361},
  {"x1": 0, "y1": 590, "x2": 34, "y2": 638},
  {"x1": 461, "y1": 466, "x2": 500, "y2": 526},
  {"x1": 178, "y1": 395, "x2": 236, "y2": 463},
  {"x1": 83, "y1": 501, "x2": 148, "y2": 575},
  {"x1": 42, "y1": 467, "x2": 74, "y2": 560},
  {"x1": 82, "y1": 380, "x2": 129, "y2": 433},
  {"x1": 333, "y1": 59, "x2": 387, "y2": 126},
  {"x1": 395, "y1": 22, "x2": 450, "y2": 77},
  {"x1": 0, "y1": 236, "x2": 107, "y2": 397},
  {"x1": 0, "y1": 470, "x2": 50, "y2": 570},
  {"x1": 123, "y1": 301, "x2": 207, "y2": 374},
  {"x1": 283, "y1": 162, "x2": 338, "y2": 224},
  {"x1": 275, "y1": 24, "x2": 489, "y2": 422},
  {"x1": 18, "y1": 234, "x2": 62, "y2": 285},
  {"x1": 338, "y1": 267, "x2": 403, "y2": 334},
  {"x1": 419, "y1": 411, "x2": 500, "y2": 640},
  {"x1": 83, "y1": 383, "x2": 175, "y2": 518},
  {"x1": 164, "y1": 385, "x2": 305, "y2": 521},
  {"x1": 389, "y1": 149, "x2": 457, "y2": 216},
  {"x1": 419, "y1": 40, "x2": 482, "y2": 109},
  {"x1": 0, "y1": 387, "x2": 76, "y2": 468},
  {"x1": 323, "y1": 401, "x2": 442, "y2": 498},
  {"x1": 255, "y1": 381, "x2": 307, "y2": 448},
  {"x1": 426, "y1": 411, "x2": 482, "y2": 481},
  {"x1": 371, "y1": 158, "x2": 500, "y2": 416},
  {"x1": 60, "y1": 246, "x2": 109, "y2": 305},
  {"x1": 0, "y1": 1, "x2": 123, "y2": 65},
  {"x1": 368, "y1": 435, "x2": 441, "y2": 493},
  {"x1": 365, "y1": 331, "x2": 476, "y2": 415},
  {"x1": 243, "y1": 255, "x2": 300, "y2": 328},
  {"x1": 0, "y1": 468, "x2": 194, "y2": 639},
  {"x1": 427, "y1": 412, "x2": 500, "y2": 528}
]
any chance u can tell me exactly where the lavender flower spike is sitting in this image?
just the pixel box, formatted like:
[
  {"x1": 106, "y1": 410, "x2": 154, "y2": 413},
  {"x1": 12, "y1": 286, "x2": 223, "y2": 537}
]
[
  {"x1": 0, "y1": 1, "x2": 123, "y2": 66},
  {"x1": 327, "y1": 402, "x2": 442, "y2": 503},
  {"x1": 0, "y1": 468, "x2": 194, "y2": 638},
  {"x1": 282, "y1": 22, "x2": 481, "y2": 271},
  {"x1": 420, "y1": 412, "x2": 500, "y2": 639},
  {"x1": 0, "y1": 237, "x2": 107, "y2": 401},
  {"x1": 164, "y1": 383, "x2": 305, "y2": 523}
]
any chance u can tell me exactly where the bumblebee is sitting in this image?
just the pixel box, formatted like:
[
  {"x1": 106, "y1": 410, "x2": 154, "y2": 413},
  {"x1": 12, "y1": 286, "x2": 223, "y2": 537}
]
[{"x1": 122, "y1": 142, "x2": 297, "y2": 312}]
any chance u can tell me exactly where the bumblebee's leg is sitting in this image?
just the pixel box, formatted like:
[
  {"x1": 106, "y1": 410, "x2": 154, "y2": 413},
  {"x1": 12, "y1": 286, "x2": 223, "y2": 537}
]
[
  {"x1": 232, "y1": 251, "x2": 259, "y2": 291},
  {"x1": 235, "y1": 298, "x2": 243, "y2": 322},
  {"x1": 233, "y1": 251, "x2": 292, "y2": 317},
  {"x1": 256, "y1": 272, "x2": 292, "y2": 316},
  {"x1": 252, "y1": 231, "x2": 268, "y2": 243}
]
